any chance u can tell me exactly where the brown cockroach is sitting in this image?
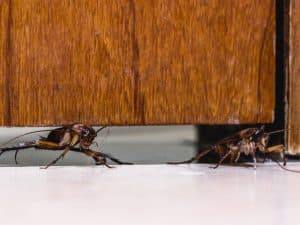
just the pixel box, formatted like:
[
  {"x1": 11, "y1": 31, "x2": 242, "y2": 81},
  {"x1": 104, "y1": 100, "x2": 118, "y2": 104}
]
[
  {"x1": 168, "y1": 126, "x2": 300, "y2": 172},
  {"x1": 0, "y1": 123, "x2": 132, "y2": 169}
]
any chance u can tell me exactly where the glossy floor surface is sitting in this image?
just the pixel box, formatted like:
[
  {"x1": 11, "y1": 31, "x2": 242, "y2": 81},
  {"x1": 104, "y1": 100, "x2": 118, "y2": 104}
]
[{"x1": 0, "y1": 163, "x2": 300, "y2": 225}]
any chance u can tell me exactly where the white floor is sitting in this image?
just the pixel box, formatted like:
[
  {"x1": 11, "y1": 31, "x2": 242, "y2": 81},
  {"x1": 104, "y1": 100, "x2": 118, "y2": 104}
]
[{"x1": 1, "y1": 163, "x2": 300, "y2": 225}]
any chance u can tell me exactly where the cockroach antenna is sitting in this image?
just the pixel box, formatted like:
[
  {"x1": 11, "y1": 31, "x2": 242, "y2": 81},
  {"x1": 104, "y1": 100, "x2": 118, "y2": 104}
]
[
  {"x1": 96, "y1": 126, "x2": 107, "y2": 134},
  {"x1": 267, "y1": 128, "x2": 300, "y2": 135},
  {"x1": 0, "y1": 129, "x2": 53, "y2": 164},
  {"x1": 268, "y1": 156, "x2": 300, "y2": 173},
  {"x1": 0, "y1": 129, "x2": 53, "y2": 148}
]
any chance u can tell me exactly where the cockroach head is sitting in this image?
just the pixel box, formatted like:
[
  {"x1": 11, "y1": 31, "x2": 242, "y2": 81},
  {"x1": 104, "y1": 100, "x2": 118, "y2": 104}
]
[
  {"x1": 72, "y1": 124, "x2": 98, "y2": 149},
  {"x1": 251, "y1": 125, "x2": 269, "y2": 147},
  {"x1": 251, "y1": 125, "x2": 266, "y2": 141},
  {"x1": 259, "y1": 125, "x2": 265, "y2": 132},
  {"x1": 72, "y1": 124, "x2": 97, "y2": 139}
]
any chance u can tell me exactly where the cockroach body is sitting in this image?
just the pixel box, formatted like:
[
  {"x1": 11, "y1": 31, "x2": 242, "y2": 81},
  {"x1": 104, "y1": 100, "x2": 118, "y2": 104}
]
[
  {"x1": 169, "y1": 126, "x2": 293, "y2": 170},
  {"x1": 0, "y1": 123, "x2": 132, "y2": 169}
]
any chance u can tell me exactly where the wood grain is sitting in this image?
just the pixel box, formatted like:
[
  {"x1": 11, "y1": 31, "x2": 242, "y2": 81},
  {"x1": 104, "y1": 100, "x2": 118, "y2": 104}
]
[
  {"x1": 0, "y1": 0, "x2": 9, "y2": 125},
  {"x1": 287, "y1": 0, "x2": 300, "y2": 154},
  {"x1": 0, "y1": 0, "x2": 275, "y2": 126}
]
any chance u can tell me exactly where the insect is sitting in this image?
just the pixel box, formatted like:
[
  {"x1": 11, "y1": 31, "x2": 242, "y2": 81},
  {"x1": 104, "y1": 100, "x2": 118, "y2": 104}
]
[
  {"x1": 168, "y1": 126, "x2": 300, "y2": 172},
  {"x1": 0, "y1": 123, "x2": 132, "y2": 169}
]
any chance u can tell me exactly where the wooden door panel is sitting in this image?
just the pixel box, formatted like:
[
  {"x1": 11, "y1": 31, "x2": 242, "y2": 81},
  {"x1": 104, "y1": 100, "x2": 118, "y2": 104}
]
[{"x1": 0, "y1": 0, "x2": 275, "y2": 126}]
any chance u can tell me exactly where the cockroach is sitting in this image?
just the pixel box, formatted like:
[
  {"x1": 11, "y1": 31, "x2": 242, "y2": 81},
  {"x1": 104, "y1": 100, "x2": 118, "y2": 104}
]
[
  {"x1": 168, "y1": 126, "x2": 300, "y2": 172},
  {"x1": 0, "y1": 123, "x2": 132, "y2": 169}
]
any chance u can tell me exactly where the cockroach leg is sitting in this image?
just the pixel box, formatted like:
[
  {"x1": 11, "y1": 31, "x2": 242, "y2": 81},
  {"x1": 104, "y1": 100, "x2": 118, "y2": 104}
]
[
  {"x1": 251, "y1": 153, "x2": 257, "y2": 169},
  {"x1": 0, "y1": 144, "x2": 37, "y2": 164},
  {"x1": 265, "y1": 145, "x2": 287, "y2": 166},
  {"x1": 41, "y1": 147, "x2": 70, "y2": 169},
  {"x1": 262, "y1": 154, "x2": 267, "y2": 163},
  {"x1": 36, "y1": 140, "x2": 65, "y2": 150},
  {"x1": 71, "y1": 147, "x2": 133, "y2": 166},
  {"x1": 100, "y1": 158, "x2": 114, "y2": 169},
  {"x1": 268, "y1": 155, "x2": 300, "y2": 173},
  {"x1": 82, "y1": 149, "x2": 114, "y2": 168},
  {"x1": 210, "y1": 150, "x2": 233, "y2": 169},
  {"x1": 234, "y1": 152, "x2": 241, "y2": 163},
  {"x1": 83, "y1": 149, "x2": 133, "y2": 167},
  {"x1": 167, "y1": 148, "x2": 213, "y2": 164},
  {"x1": 100, "y1": 152, "x2": 133, "y2": 165},
  {"x1": 282, "y1": 146, "x2": 287, "y2": 166},
  {"x1": 14, "y1": 150, "x2": 19, "y2": 164}
]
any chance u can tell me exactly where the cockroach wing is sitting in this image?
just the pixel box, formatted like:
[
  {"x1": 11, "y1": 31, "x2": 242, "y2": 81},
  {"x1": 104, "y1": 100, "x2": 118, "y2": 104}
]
[
  {"x1": 216, "y1": 128, "x2": 260, "y2": 146},
  {"x1": 43, "y1": 127, "x2": 68, "y2": 144}
]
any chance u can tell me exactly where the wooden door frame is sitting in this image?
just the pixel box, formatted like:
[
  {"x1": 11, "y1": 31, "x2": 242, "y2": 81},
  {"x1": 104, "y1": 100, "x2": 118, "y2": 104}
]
[{"x1": 287, "y1": 0, "x2": 300, "y2": 154}]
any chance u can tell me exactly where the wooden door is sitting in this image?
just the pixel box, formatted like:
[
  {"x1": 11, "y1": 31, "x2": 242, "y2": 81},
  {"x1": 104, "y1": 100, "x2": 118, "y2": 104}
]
[{"x1": 0, "y1": 0, "x2": 275, "y2": 126}]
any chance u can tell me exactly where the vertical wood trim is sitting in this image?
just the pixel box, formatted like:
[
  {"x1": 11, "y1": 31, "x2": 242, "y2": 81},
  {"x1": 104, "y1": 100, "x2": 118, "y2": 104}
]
[
  {"x1": 0, "y1": 0, "x2": 10, "y2": 125},
  {"x1": 287, "y1": 0, "x2": 300, "y2": 154}
]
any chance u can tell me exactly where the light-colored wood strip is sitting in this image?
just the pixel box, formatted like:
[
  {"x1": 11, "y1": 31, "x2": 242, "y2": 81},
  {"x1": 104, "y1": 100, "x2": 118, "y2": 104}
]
[{"x1": 287, "y1": 0, "x2": 300, "y2": 154}]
